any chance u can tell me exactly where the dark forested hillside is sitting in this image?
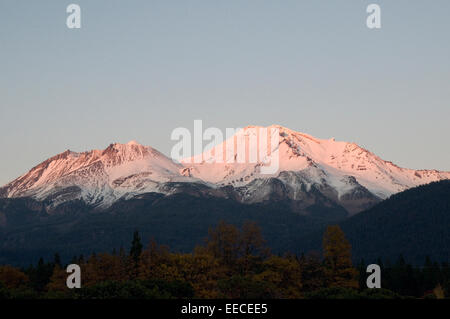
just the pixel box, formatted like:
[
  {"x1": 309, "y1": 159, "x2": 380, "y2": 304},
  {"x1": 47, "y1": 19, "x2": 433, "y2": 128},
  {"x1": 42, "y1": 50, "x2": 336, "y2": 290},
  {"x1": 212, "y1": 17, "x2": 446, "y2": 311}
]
[
  {"x1": 0, "y1": 193, "x2": 343, "y2": 266},
  {"x1": 343, "y1": 180, "x2": 450, "y2": 264},
  {"x1": 1, "y1": 181, "x2": 449, "y2": 266},
  {"x1": 298, "y1": 180, "x2": 450, "y2": 264}
]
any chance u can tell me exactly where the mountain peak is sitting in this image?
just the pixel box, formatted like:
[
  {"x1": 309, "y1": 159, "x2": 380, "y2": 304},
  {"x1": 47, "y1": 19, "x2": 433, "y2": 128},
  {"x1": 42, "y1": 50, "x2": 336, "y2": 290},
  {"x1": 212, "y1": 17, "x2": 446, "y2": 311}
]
[
  {"x1": 183, "y1": 125, "x2": 450, "y2": 199},
  {"x1": 108, "y1": 140, "x2": 145, "y2": 149},
  {"x1": 126, "y1": 140, "x2": 140, "y2": 146},
  {"x1": 2, "y1": 125, "x2": 450, "y2": 210}
]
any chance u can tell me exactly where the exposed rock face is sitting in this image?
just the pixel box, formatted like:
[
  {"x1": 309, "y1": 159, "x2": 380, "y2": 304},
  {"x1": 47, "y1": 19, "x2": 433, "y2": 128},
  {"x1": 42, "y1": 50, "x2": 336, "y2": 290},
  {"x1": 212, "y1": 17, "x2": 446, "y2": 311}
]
[{"x1": 2, "y1": 126, "x2": 449, "y2": 216}]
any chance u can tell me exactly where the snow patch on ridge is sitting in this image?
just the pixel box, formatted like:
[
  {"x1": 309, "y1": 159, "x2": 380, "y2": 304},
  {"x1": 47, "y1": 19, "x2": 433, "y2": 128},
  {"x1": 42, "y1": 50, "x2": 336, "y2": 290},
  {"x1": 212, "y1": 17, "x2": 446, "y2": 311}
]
[{"x1": 1, "y1": 126, "x2": 449, "y2": 211}]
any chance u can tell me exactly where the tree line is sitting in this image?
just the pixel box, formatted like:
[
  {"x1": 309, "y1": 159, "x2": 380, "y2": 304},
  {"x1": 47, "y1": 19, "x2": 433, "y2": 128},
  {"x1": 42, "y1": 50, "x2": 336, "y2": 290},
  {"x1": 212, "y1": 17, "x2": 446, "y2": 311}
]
[{"x1": 0, "y1": 221, "x2": 448, "y2": 299}]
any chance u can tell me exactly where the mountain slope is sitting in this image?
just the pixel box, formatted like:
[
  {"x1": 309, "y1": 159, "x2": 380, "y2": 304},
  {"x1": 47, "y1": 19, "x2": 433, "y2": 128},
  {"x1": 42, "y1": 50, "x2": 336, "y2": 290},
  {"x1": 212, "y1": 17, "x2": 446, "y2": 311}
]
[
  {"x1": 1, "y1": 125, "x2": 449, "y2": 215},
  {"x1": 342, "y1": 180, "x2": 450, "y2": 264},
  {"x1": 1, "y1": 181, "x2": 449, "y2": 266},
  {"x1": 0, "y1": 194, "x2": 334, "y2": 266},
  {"x1": 184, "y1": 125, "x2": 450, "y2": 198},
  {"x1": 0, "y1": 141, "x2": 201, "y2": 208},
  {"x1": 297, "y1": 180, "x2": 450, "y2": 264},
  {"x1": 182, "y1": 125, "x2": 450, "y2": 214}
]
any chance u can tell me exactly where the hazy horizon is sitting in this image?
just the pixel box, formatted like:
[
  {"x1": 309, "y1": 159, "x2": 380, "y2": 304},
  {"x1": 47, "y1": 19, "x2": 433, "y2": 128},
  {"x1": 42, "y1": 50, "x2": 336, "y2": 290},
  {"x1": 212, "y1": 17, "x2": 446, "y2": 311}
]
[{"x1": 1, "y1": 0, "x2": 450, "y2": 185}]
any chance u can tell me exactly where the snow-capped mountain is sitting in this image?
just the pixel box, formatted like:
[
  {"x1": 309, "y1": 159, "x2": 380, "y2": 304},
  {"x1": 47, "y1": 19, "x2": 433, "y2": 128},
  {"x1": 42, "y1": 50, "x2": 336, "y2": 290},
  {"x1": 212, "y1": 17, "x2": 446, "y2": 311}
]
[
  {"x1": 183, "y1": 125, "x2": 450, "y2": 201},
  {"x1": 1, "y1": 126, "x2": 449, "y2": 214},
  {"x1": 0, "y1": 141, "x2": 201, "y2": 208}
]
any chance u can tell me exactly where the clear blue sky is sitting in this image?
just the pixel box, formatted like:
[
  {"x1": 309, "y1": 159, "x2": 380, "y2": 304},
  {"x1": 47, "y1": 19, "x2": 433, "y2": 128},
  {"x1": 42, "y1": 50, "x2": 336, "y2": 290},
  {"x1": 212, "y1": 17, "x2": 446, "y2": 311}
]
[{"x1": 1, "y1": 0, "x2": 449, "y2": 185}]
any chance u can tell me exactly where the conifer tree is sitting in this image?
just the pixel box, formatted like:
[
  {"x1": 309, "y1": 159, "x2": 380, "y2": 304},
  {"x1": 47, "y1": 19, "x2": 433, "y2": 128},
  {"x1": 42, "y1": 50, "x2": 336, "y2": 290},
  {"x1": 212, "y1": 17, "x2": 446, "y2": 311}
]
[
  {"x1": 129, "y1": 230, "x2": 143, "y2": 278},
  {"x1": 322, "y1": 225, "x2": 358, "y2": 288},
  {"x1": 53, "y1": 253, "x2": 62, "y2": 268}
]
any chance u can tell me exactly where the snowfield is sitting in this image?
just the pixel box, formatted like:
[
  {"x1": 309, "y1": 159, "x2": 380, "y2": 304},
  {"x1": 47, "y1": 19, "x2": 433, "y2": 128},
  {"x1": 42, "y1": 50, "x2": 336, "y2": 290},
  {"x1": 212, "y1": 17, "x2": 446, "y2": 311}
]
[{"x1": 1, "y1": 125, "x2": 449, "y2": 213}]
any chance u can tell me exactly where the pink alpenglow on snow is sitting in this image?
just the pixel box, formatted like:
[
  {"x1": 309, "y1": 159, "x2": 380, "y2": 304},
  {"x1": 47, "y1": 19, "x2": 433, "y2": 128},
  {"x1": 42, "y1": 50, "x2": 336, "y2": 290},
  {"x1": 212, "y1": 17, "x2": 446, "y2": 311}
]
[{"x1": 1, "y1": 126, "x2": 449, "y2": 211}]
